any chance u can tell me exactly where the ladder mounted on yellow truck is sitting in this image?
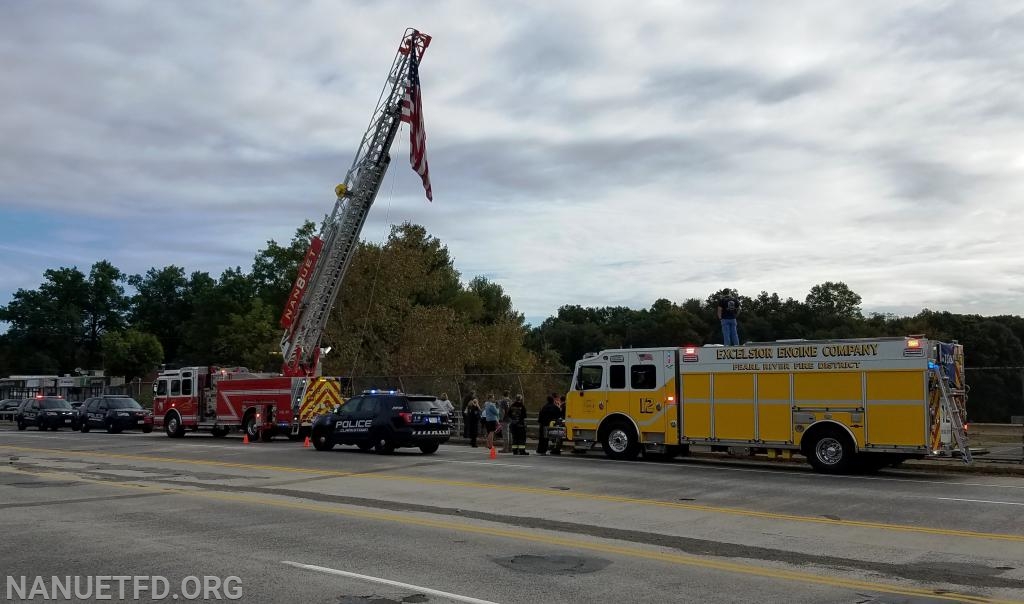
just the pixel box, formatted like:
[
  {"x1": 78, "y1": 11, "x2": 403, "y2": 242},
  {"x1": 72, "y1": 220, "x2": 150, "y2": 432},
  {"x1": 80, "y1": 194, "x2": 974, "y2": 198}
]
[{"x1": 564, "y1": 336, "x2": 969, "y2": 473}]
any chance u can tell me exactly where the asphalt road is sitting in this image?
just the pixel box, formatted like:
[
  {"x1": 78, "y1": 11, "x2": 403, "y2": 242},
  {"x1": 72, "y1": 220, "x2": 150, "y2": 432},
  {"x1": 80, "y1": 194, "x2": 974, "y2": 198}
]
[{"x1": 1, "y1": 426, "x2": 1022, "y2": 604}]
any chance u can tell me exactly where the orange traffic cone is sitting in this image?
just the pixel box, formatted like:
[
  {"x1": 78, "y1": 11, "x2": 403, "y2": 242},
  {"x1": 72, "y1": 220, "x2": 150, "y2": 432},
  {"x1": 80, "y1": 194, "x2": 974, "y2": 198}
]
[
  {"x1": 303, "y1": 436, "x2": 311, "y2": 448},
  {"x1": 242, "y1": 433, "x2": 250, "y2": 444},
  {"x1": 489, "y1": 447, "x2": 497, "y2": 459}
]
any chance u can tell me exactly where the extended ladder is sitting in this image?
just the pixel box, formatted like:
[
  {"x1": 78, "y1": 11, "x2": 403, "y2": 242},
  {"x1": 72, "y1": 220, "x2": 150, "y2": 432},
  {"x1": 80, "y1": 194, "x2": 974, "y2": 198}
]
[
  {"x1": 280, "y1": 29, "x2": 431, "y2": 375},
  {"x1": 932, "y1": 366, "x2": 972, "y2": 464}
]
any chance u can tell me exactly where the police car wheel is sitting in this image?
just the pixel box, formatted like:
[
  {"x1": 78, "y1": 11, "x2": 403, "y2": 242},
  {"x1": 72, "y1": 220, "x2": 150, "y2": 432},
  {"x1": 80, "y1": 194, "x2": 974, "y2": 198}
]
[
  {"x1": 311, "y1": 429, "x2": 334, "y2": 451},
  {"x1": 419, "y1": 442, "x2": 439, "y2": 455}
]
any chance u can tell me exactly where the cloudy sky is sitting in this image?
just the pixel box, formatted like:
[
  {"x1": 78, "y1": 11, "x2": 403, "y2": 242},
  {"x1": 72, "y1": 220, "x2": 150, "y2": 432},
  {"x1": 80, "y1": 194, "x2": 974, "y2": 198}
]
[{"x1": 1, "y1": 1, "x2": 1022, "y2": 326}]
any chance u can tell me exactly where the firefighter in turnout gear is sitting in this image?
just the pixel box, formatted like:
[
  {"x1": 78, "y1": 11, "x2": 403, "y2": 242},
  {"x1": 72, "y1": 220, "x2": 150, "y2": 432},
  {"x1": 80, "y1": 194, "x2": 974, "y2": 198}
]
[{"x1": 506, "y1": 394, "x2": 529, "y2": 455}]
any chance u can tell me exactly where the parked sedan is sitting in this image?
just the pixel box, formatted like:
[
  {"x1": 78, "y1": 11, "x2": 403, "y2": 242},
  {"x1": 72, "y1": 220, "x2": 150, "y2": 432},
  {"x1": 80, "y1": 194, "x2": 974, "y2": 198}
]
[
  {"x1": 0, "y1": 398, "x2": 23, "y2": 421},
  {"x1": 78, "y1": 396, "x2": 154, "y2": 433},
  {"x1": 16, "y1": 397, "x2": 76, "y2": 430}
]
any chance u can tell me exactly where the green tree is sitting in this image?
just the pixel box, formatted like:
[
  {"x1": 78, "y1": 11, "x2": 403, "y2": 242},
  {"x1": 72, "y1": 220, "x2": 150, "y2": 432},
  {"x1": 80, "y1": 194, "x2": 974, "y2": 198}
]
[
  {"x1": 251, "y1": 220, "x2": 318, "y2": 314},
  {"x1": 0, "y1": 267, "x2": 89, "y2": 372},
  {"x1": 102, "y1": 330, "x2": 164, "y2": 381},
  {"x1": 83, "y1": 261, "x2": 129, "y2": 367},
  {"x1": 214, "y1": 299, "x2": 280, "y2": 371},
  {"x1": 128, "y1": 266, "x2": 191, "y2": 363}
]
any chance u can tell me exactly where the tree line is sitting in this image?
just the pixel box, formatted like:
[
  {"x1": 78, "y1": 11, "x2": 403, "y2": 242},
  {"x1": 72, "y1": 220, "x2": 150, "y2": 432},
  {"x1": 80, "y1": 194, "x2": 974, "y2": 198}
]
[{"x1": 1, "y1": 223, "x2": 1021, "y2": 421}]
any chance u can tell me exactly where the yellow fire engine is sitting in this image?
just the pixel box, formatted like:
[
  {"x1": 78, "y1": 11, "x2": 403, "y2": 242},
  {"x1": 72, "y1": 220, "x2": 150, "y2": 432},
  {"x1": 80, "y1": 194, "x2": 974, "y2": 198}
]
[{"x1": 564, "y1": 336, "x2": 969, "y2": 473}]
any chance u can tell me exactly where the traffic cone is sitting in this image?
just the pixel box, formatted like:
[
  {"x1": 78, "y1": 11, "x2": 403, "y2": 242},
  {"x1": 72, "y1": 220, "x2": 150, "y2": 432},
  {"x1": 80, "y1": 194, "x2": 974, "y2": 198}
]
[
  {"x1": 489, "y1": 447, "x2": 497, "y2": 459},
  {"x1": 242, "y1": 433, "x2": 250, "y2": 444},
  {"x1": 303, "y1": 436, "x2": 311, "y2": 448}
]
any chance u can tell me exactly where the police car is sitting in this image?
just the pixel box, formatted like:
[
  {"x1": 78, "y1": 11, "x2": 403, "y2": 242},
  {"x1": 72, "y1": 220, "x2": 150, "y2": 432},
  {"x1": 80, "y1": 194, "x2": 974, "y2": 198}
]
[
  {"x1": 77, "y1": 395, "x2": 154, "y2": 433},
  {"x1": 310, "y1": 391, "x2": 450, "y2": 454},
  {"x1": 15, "y1": 396, "x2": 76, "y2": 431}
]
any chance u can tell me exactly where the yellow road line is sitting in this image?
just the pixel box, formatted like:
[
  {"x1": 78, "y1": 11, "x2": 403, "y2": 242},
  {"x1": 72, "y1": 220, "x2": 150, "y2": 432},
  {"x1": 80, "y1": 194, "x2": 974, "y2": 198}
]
[
  {"x1": 2, "y1": 466, "x2": 1018, "y2": 604},
  {"x1": 3, "y1": 444, "x2": 1023, "y2": 544}
]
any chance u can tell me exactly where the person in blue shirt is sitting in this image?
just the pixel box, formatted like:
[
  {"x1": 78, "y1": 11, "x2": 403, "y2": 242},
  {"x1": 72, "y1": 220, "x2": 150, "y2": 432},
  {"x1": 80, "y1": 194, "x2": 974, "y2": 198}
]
[{"x1": 481, "y1": 393, "x2": 500, "y2": 451}]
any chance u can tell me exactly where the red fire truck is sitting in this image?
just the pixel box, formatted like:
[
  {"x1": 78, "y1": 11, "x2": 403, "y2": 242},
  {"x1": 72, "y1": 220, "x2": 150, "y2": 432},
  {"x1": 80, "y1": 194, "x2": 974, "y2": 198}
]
[{"x1": 152, "y1": 29, "x2": 433, "y2": 440}]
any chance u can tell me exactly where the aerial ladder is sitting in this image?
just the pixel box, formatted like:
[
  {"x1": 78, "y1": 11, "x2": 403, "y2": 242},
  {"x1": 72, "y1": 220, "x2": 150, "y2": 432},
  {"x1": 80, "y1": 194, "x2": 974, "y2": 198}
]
[
  {"x1": 278, "y1": 29, "x2": 432, "y2": 432},
  {"x1": 280, "y1": 28, "x2": 432, "y2": 379}
]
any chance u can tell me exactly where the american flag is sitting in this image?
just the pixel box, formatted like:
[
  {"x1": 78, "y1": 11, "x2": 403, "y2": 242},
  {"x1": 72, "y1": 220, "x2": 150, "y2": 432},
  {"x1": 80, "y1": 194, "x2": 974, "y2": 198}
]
[{"x1": 400, "y1": 39, "x2": 432, "y2": 201}]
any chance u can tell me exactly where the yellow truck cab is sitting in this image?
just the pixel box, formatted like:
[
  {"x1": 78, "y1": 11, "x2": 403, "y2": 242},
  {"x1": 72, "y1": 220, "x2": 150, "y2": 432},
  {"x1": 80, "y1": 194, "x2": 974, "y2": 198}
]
[{"x1": 564, "y1": 336, "x2": 968, "y2": 473}]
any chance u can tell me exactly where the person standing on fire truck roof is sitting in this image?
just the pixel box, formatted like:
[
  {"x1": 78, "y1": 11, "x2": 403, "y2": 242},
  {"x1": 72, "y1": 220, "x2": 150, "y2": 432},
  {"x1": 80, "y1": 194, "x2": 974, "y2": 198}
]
[{"x1": 718, "y1": 290, "x2": 741, "y2": 346}]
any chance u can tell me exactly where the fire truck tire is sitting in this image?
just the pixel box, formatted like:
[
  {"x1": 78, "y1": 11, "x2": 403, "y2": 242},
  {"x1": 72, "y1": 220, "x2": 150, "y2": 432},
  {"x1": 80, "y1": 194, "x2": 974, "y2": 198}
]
[
  {"x1": 311, "y1": 428, "x2": 334, "y2": 451},
  {"x1": 419, "y1": 442, "x2": 439, "y2": 454},
  {"x1": 806, "y1": 427, "x2": 855, "y2": 474},
  {"x1": 165, "y1": 413, "x2": 186, "y2": 438},
  {"x1": 243, "y1": 414, "x2": 259, "y2": 442},
  {"x1": 600, "y1": 420, "x2": 641, "y2": 460}
]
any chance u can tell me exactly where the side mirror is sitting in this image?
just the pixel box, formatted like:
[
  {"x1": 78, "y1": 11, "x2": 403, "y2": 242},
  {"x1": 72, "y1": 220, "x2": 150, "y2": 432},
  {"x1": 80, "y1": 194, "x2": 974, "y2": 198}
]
[{"x1": 575, "y1": 380, "x2": 584, "y2": 391}]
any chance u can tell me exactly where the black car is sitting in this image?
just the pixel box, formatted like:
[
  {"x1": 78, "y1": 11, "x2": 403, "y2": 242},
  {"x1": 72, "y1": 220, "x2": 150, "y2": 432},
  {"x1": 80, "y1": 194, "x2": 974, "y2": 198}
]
[
  {"x1": 311, "y1": 391, "x2": 450, "y2": 454},
  {"x1": 78, "y1": 395, "x2": 154, "y2": 433},
  {"x1": 0, "y1": 398, "x2": 22, "y2": 421},
  {"x1": 16, "y1": 397, "x2": 76, "y2": 431}
]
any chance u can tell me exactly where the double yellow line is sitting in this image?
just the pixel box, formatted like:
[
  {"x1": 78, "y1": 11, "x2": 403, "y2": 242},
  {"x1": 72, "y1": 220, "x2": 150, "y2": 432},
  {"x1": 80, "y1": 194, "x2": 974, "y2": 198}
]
[
  {"x1": 3, "y1": 444, "x2": 1022, "y2": 543},
  {"x1": 2, "y1": 464, "x2": 1019, "y2": 604}
]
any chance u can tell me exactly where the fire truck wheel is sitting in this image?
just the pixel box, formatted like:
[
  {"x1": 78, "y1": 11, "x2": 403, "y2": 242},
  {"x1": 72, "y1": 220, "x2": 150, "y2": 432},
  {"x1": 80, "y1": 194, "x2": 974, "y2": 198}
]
[
  {"x1": 600, "y1": 420, "x2": 640, "y2": 460},
  {"x1": 165, "y1": 413, "x2": 186, "y2": 438},
  {"x1": 311, "y1": 428, "x2": 334, "y2": 451},
  {"x1": 243, "y1": 414, "x2": 259, "y2": 442},
  {"x1": 419, "y1": 442, "x2": 439, "y2": 454},
  {"x1": 807, "y1": 427, "x2": 855, "y2": 474}
]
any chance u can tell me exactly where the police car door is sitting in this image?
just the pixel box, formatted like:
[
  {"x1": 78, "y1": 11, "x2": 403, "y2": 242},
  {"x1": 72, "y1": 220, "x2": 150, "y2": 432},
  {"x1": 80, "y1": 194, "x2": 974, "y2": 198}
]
[
  {"x1": 335, "y1": 396, "x2": 367, "y2": 440},
  {"x1": 92, "y1": 400, "x2": 108, "y2": 427}
]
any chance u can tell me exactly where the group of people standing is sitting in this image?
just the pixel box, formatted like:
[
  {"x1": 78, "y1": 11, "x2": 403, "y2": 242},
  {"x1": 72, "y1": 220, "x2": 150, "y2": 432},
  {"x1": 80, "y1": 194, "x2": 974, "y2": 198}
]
[{"x1": 453, "y1": 390, "x2": 565, "y2": 455}]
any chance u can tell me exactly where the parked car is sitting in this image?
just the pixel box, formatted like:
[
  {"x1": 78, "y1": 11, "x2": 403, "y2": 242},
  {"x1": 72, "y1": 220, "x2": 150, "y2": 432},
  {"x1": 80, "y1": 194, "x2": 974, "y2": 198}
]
[
  {"x1": 16, "y1": 396, "x2": 76, "y2": 431},
  {"x1": 310, "y1": 391, "x2": 451, "y2": 454},
  {"x1": 78, "y1": 395, "x2": 154, "y2": 433},
  {"x1": 0, "y1": 398, "x2": 23, "y2": 421}
]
